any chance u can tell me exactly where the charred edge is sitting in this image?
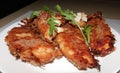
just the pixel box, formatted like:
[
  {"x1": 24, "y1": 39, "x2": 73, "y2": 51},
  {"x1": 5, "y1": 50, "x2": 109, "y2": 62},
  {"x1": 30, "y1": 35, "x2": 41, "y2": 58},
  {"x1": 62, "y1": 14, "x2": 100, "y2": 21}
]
[
  {"x1": 95, "y1": 60, "x2": 101, "y2": 71},
  {"x1": 91, "y1": 50, "x2": 101, "y2": 56},
  {"x1": 87, "y1": 11, "x2": 103, "y2": 21}
]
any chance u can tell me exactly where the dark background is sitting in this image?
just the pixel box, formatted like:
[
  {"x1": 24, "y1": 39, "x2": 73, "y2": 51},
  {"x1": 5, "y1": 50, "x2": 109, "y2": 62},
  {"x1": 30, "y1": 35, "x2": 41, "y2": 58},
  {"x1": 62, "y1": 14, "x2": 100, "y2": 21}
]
[
  {"x1": 0, "y1": 0, "x2": 37, "y2": 19},
  {"x1": 0, "y1": 0, "x2": 120, "y2": 19}
]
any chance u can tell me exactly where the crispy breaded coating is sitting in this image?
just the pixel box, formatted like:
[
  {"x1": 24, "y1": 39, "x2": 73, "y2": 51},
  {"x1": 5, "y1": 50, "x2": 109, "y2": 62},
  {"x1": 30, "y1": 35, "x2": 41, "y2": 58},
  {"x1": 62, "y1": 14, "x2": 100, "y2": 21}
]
[
  {"x1": 87, "y1": 12, "x2": 115, "y2": 57},
  {"x1": 5, "y1": 25, "x2": 56, "y2": 66},
  {"x1": 55, "y1": 24, "x2": 99, "y2": 70},
  {"x1": 33, "y1": 11, "x2": 52, "y2": 42},
  {"x1": 5, "y1": 8, "x2": 115, "y2": 71},
  {"x1": 33, "y1": 11, "x2": 66, "y2": 43}
]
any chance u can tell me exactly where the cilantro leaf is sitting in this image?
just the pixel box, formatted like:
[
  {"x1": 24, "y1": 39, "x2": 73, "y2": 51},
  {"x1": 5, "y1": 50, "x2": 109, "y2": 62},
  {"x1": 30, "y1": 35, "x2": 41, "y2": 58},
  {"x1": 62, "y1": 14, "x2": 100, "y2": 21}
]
[
  {"x1": 56, "y1": 5, "x2": 88, "y2": 45},
  {"x1": 84, "y1": 25, "x2": 92, "y2": 43},
  {"x1": 47, "y1": 17, "x2": 58, "y2": 35},
  {"x1": 30, "y1": 10, "x2": 41, "y2": 19},
  {"x1": 44, "y1": 5, "x2": 55, "y2": 16},
  {"x1": 56, "y1": 5, "x2": 76, "y2": 24},
  {"x1": 44, "y1": 5, "x2": 58, "y2": 35}
]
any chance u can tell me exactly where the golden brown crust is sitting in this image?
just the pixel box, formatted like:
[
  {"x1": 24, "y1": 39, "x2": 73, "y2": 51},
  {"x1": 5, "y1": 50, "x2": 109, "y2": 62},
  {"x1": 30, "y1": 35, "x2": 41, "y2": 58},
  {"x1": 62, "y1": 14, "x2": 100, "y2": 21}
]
[
  {"x1": 33, "y1": 11, "x2": 52, "y2": 42},
  {"x1": 5, "y1": 10, "x2": 115, "y2": 71},
  {"x1": 55, "y1": 24, "x2": 99, "y2": 70},
  {"x1": 87, "y1": 11, "x2": 115, "y2": 57},
  {"x1": 5, "y1": 25, "x2": 56, "y2": 66},
  {"x1": 33, "y1": 11, "x2": 66, "y2": 43}
]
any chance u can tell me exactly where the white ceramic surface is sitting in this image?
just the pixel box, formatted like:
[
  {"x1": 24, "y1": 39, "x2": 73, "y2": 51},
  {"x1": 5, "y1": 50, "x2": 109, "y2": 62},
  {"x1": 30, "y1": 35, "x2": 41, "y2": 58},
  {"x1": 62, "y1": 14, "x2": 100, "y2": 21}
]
[{"x1": 0, "y1": 20, "x2": 120, "y2": 73}]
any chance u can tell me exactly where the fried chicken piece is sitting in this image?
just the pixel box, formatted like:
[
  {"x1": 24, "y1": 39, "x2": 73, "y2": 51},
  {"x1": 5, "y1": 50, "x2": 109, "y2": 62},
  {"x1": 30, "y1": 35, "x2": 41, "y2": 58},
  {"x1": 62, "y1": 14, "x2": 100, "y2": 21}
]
[
  {"x1": 87, "y1": 11, "x2": 115, "y2": 57},
  {"x1": 5, "y1": 24, "x2": 56, "y2": 66},
  {"x1": 33, "y1": 11, "x2": 51, "y2": 42},
  {"x1": 33, "y1": 11, "x2": 66, "y2": 43},
  {"x1": 55, "y1": 24, "x2": 99, "y2": 70}
]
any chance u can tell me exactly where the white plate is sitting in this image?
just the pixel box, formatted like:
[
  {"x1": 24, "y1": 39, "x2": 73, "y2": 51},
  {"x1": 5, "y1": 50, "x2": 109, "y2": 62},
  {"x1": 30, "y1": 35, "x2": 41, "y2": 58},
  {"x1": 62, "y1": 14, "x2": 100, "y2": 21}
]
[{"x1": 0, "y1": 21, "x2": 120, "y2": 73}]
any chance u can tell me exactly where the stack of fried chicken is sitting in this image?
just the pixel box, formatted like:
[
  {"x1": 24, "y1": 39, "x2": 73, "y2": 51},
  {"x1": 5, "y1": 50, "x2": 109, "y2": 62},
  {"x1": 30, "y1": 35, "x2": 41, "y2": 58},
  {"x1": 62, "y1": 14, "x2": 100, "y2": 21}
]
[{"x1": 5, "y1": 5, "x2": 115, "y2": 70}]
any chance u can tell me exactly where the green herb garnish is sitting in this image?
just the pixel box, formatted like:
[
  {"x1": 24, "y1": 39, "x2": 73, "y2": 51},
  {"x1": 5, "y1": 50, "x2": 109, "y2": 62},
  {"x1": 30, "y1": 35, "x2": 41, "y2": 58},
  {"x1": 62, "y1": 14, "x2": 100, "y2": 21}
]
[
  {"x1": 30, "y1": 5, "x2": 90, "y2": 45},
  {"x1": 84, "y1": 25, "x2": 92, "y2": 43},
  {"x1": 55, "y1": 5, "x2": 76, "y2": 24},
  {"x1": 56, "y1": 5, "x2": 88, "y2": 45},
  {"x1": 44, "y1": 5, "x2": 58, "y2": 35},
  {"x1": 44, "y1": 5, "x2": 55, "y2": 16},
  {"x1": 30, "y1": 10, "x2": 41, "y2": 19},
  {"x1": 47, "y1": 17, "x2": 59, "y2": 35}
]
